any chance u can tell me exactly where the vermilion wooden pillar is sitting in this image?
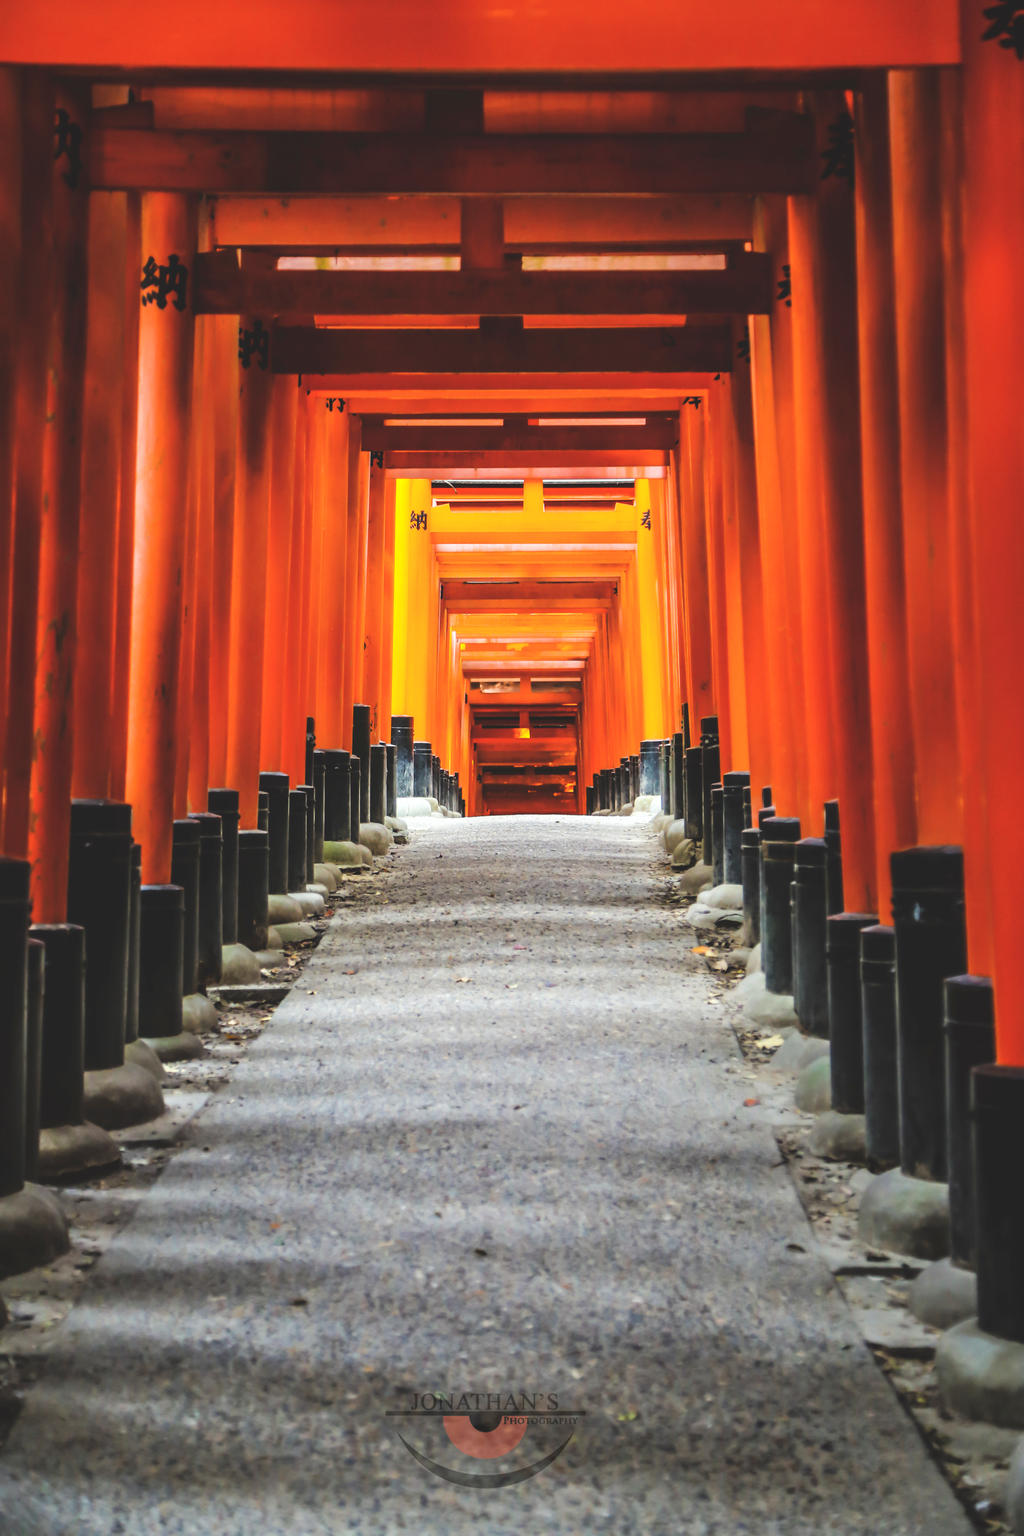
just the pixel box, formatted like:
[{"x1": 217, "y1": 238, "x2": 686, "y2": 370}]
[
  {"x1": 284, "y1": 395, "x2": 312, "y2": 786},
  {"x1": 260, "y1": 375, "x2": 298, "y2": 773},
  {"x1": 853, "y1": 76, "x2": 918, "y2": 919},
  {"x1": 27, "y1": 81, "x2": 90, "y2": 920},
  {"x1": 342, "y1": 418, "x2": 366, "y2": 741},
  {"x1": 125, "y1": 193, "x2": 198, "y2": 883},
  {"x1": 677, "y1": 408, "x2": 714, "y2": 723},
  {"x1": 187, "y1": 314, "x2": 214, "y2": 811},
  {"x1": 701, "y1": 405, "x2": 733, "y2": 767},
  {"x1": 108, "y1": 192, "x2": 140, "y2": 803},
  {"x1": 889, "y1": 69, "x2": 962, "y2": 847},
  {"x1": 172, "y1": 326, "x2": 201, "y2": 818},
  {"x1": 315, "y1": 403, "x2": 350, "y2": 747},
  {"x1": 959, "y1": 18, "x2": 1024, "y2": 1060},
  {"x1": 723, "y1": 373, "x2": 769, "y2": 784},
  {"x1": 204, "y1": 314, "x2": 238, "y2": 790},
  {"x1": 4, "y1": 73, "x2": 53, "y2": 859},
  {"x1": 361, "y1": 453, "x2": 388, "y2": 739},
  {"x1": 225, "y1": 313, "x2": 273, "y2": 830},
  {"x1": 805, "y1": 92, "x2": 876, "y2": 911},
  {"x1": 378, "y1": 475, "x2": 397, "y2": 750},
  {"x1": 0, "y1": 68, "x2": 21, "y2": 831},
  {"x1": 73, "y1": 192, "x2": 130, "y2": 803}
]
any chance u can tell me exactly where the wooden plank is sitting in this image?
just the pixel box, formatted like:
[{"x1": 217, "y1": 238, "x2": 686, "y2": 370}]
[
  {"x1": 271, "y1": 323, "x2": 732, "y2": 374},
  {"x1": 387, "y1": 450, "x2": 669, "y2": 471},
  {"x1": 192, "y1": 252, "x2": 773, "y2": 315},
  {"x1": 1, "y1": 0, "x2": 961, "y2": 73},
  {"x1": 89, "y1": 123, "x2": 816, "y2": 195},
  {"x1": 362, "y1": 423, "x2": 677, "y2": 451},
  {"x1": 208, "y1": 193, "x2": 753, "y2": 250}
]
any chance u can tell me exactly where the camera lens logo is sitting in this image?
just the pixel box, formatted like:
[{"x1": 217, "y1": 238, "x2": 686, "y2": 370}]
[{"x1": 387, "y1": 1394, "x2": 582, "y2": 1487}]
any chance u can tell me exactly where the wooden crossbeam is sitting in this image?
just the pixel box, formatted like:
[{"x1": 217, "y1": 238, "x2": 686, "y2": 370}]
[
  {"x1": 193, "y1": 252, "x2": 772, "y2": 316},
  {"x1": 361, "y1": 422, "x2": 677, "y2": 452},
  {"x1": 387, "y1": 451, "x2": 668, "y2": 471},
  {"x1": 89, "y1": 122, "x2": 815, "y2": 195},
  {"x1": 271, "y1": 323, "x2": 732, "y2": 374},
  {"x1": 207, "y1": 194, "x2": 754, "y2": 251}
]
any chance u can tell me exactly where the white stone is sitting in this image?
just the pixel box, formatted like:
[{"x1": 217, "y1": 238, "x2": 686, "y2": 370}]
[{"x1": 703, "y1": 882, "x2": 744, "y2": 910}]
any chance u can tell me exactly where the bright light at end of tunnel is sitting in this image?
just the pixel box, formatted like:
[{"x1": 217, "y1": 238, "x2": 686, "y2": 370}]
[{"x1": 516, "y1": 728, "x2": 531, "y2": 739}]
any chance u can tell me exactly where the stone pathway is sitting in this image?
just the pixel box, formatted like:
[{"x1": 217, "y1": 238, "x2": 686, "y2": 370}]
[{"x1": 0, "y1": 816, "x2": 972, "y2": 1535}]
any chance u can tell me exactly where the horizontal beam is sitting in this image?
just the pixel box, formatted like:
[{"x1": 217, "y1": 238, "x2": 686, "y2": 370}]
[
  {"x1": 444, "y1": 581, "x2": 617, "y2": 600},
  {"x1": 273, "y1": 323, "x2": 732, "y2": 374},
  {"x1": 363, "y1": 424, "x2": 677, "y2": 452},
  {"x1": 208, "y1": 193, "x2": 754, "y2": 251},
  {"x1": 389, "y1": 451, "x2": 667, "y2": 471},
  {"x1": 90, "y1": 123, "x2": 816, "y2": 195},
  {"x1": 4, "y1": 2, "x2": 960, "y2": 72},
  {"x1": 193, "y1": 252, "x2": 772, "y2": 316}
]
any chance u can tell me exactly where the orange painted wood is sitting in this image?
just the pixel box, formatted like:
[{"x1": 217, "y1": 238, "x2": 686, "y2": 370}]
[
  {"x1": 889, "y1": 70, "x2": 961, "y2": 848},
  {"x1": 959, "y1": 24, "x2": 1024, "y2": 1057},
  {"x1": 806, "y1": 93, "x2": 876, "y2": 910},
  {"x1": 2, "y1": 0, "x2": 960, "y2": 72},
  {"x1": 173, "y1": 348, "x2": 202, "y2": 818},
  {"x1": 714, "y1": 386, "x2": 752, "y2": 772},
  {"x1": 187, "y1": 317, "x2": 216, "y2": 813},
  {"x1": 677, "y1": 408, "x2": 714, "y2": 723},
  {"x1": 314, "y1": 406, "x2": 351, "y2": 746},
  {"x1": 192, "y1": 256, "x2": 775, "y2": 317},
  {"x1": 208, "y1": 193, "x2": 754, "y2": 252},
  {"x1": 284, "y1": 393, "x2": 311, "y2": 788},
  {"x1": 378, "y1": 476, "x2": 397, "y2": 750},
  {"x1": 365, "y1": 424, "x2": 677, "y2": 452},
  {"x1": 272, "y1": 325, "x2": 733, "y2": 376},
  {"x1": 108, "y1": 191, "x2": 141, "y2": 803},
  {"x1": 361, "y1": 457, "x2": 388, "y2": 739},
  {"x1": 225, "y1": 315, "x2": 273, "y2": 828},
  {"x1": 3, "y1": 74, "x2": 54, "y2": 858},
  {"x1": 88, "y1": 123, "x2": 817, "y2": 197},
  {"x1": 853, "y1": 76, "x2": 918, "y2": 921},
  {"x1": 204, "y1": 314, "x2": 239, "y2": 790},
  {"x1": 125, "y1": 193, "x2": 197, "y2": 882},
  {"x1": 260, "y1": 376, "x2": 299, "y2": 773},
  {"x1": 342, "y1": 418, "x2": 366, "y2": 743},
  {"x1": 0, "y1": 69, "x2": 20, "y2": 835},
  {"x1": 27, "y1": 81, "x2": 90, "y2": 919}
]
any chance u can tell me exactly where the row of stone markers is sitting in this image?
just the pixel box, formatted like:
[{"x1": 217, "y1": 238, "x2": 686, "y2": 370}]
[
  {"x1": 0, "y1": 703, "x2": 462, "y2": 1283},
  {"x1": 594, "y1": 703, "x2": 1024, "y2": 1441}
]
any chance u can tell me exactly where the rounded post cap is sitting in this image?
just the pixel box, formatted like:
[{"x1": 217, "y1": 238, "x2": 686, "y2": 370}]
[{"x1": 944, "y1": 974, "x2": 994, "y2": 1026}]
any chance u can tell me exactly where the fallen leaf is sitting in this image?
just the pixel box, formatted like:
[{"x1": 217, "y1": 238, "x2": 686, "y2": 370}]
[
  {"x1": 691, "y1": 945, "x2": 715, "y2": 956},
  {"x1": 743, "y1": 1098, "x2": 760, "y2": 1107},
  {"x1": 455, "y1": 977, "x2": 472, "y2": 983}
]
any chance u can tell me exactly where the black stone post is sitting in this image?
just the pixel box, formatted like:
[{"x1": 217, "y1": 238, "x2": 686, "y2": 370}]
[
  {"x1": 302, "y1": 785, "x2": 316, "y2": 882},
  {"x1": 126, "y1": 843, "x2": 141, "y2": 1043},
  {"x1": 598, "y1": 769, "x2": 611, "y2": 811},
  {"x1": 393, "y1": 716, "x2": 415, "y2": 797},
  {"x1": 349, "y1": 759, "x2": 362, "y2": 845},
  {"x1": 287, "y1": 789, "x2": 308, "y2": 894},
  {"x1": 791, "y1": 839, "x2": 829, "y2": 1037},
  {"x1": 891, "y1": 845, "x2": 967, "y2": 1182},
  {"x1": 413, "y1": 741, "x2": 433, "y2": 797},
  {"x1": 171, "y1": 818, "x2": 202, "y2": 998},
  {"x1": 640, "y1": 739, "x2": 661, "y2": 797},
  {"x1": 370, "y1": 743, "x2": 387, "y2": 825},
  {"x1": 259, "y1": 771, "x2": 290, "y2": 895},
  {"x1": 722, "y1": 771, "x2": 749, "y2": 884},
  {"x1": 824, "y1": 799, "x2": 844, "y2": 915},
  {"x1": 236, "y1": 830, "x2": 269, "y2": 952},
  {"x1": 861, "y1": 924, "x2": 900, "y2": 1169},
  {"x1": 312, "y1": 751, "x2": 326, "y2": 863},
  {"x1": 742, "y1": 785, "x2": 752, "y2": 828},
  {"x1": 139, "y1": 885, "x2": 186, "y2": 1040},
  {"x1": 352, "y1": 703, "x2": 372, "y2": 823},
  {"x1": 67, "y1": 801, "x2": 132, "y2": 1072},
  {"x1": 257, "y1": 789, "x2": 269, "y2": 831},
  {"x1": 741, "y1": 829, "x2": 761, "y2": 947},
  {"x1": 629, "y1": 753, "x2": 640, "y2": 802},
  {"x1": 207, "y1": 788, "x2": 239, "y2": 946},
  {"x1": 24, "y1": 938, "x2": 44, "y2": 1183},
  {"x1": 700, "y1": 717, "x2": 719, "y2": 866},
  {"x1": 32, "y1": 924, "x2": 86, "y2": 1136},
  {"x1": 681, "y1": 702, "x2": 691, "y2": 749},
  {"x1": 944, "y1": 977, "x2": 995, "y2": 1270},
  {"x1": 972, "y1": 1065, "x2": 1024, "y2": 1342},
  {"x1": 827, "y1": 913, "x2": 879, "y2": 1113},
  {"x1": 760, "y1": 817, "x2": 801, "y2": 996},
  {"x1": 322, "y1": 751, "x2": 351, "y2": 843},
  {"x1": 305, "y1": 715, "x2": 316, "y2": 787},
  {"x1": 685, "y1": 746, "x2": 703, "y2": 839},
  {"x1": 432, "y1": 755, "x2": 441, "y2": 803},
  {"x1": 0, "y1": 858, "x2": 30, "y2": 1198},
  {"x1": 386, "y1": 744, "x2": 397, "y2": 820},
  {"x1": 710, "y1": 784, "x2": 725, "y2": 886},
  {"x1": 188, "y1": 812, "x2": 223, "y2": 990},
  {"x1": 667, "y1": 735, "x2": 680, "y2": 824},
  {"x1": 586, "y1": 786, "x2": 596, "y2": 814},
  {"x1": 658, "y1": 742, "x2": 670, "y2": 813}
]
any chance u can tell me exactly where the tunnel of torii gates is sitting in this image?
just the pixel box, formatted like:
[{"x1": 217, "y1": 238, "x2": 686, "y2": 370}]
[{"x1": 0, "y1": 2, "x2": 1022, "y2": 1245}]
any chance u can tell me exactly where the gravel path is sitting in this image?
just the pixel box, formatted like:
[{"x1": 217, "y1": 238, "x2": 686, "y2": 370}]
[{"x1": 0, "y1": 815, "x2": 972, "y2": 1535}]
